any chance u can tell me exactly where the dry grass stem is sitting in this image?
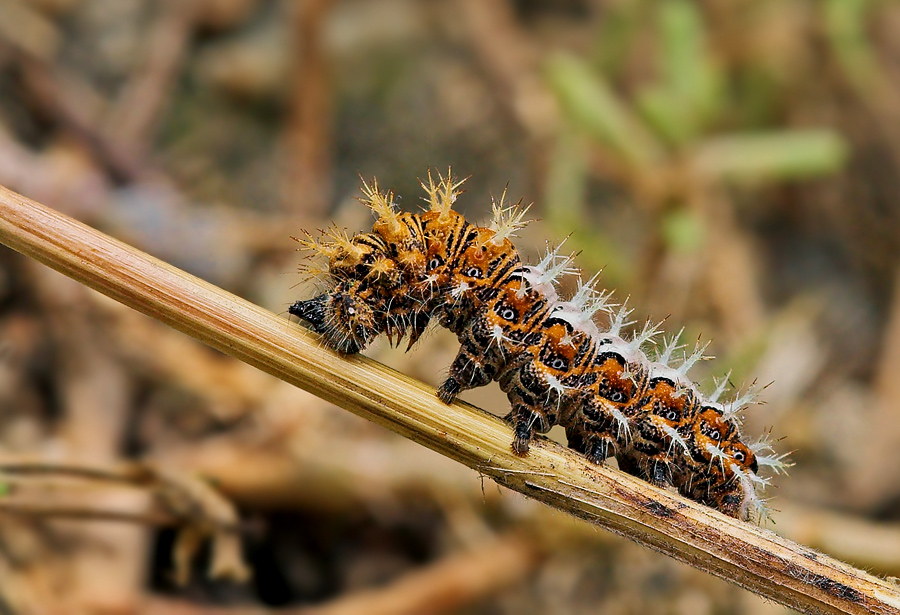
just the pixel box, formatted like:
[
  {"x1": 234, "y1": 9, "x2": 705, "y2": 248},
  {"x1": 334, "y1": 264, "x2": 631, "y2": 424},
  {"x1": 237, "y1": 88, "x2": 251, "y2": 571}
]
[
  {"x1": 0, "y1": 184, "x2": 898, "y2": 615},
  {"x1": 0, "y1": 500, "x2": 180, "y2": 527}
]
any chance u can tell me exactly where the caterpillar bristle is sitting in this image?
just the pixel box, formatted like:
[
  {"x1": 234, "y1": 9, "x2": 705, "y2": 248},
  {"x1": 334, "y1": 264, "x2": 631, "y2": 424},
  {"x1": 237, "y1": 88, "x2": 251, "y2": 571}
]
[
  {"x1": 322, "y1": 223, "x2": 365, "y2": 261},
  {"x1": 722, "y1": 383, "x2": 760, "y2": 423},
  {"x1": 420, "y1": 167, "x2": 466, "y2": 220},
  {"x1": 292, "y1": 229, "x2": 321, "y2": 253},
  {"x1": 358, "y1": 176, "x2": 396, "y2": 217},
  {"x1": 677, "y1": 340, "x2": 712, "y2": 378},
  {"x1": 297, "y1": 261, "x2": 331, "y2": 282},
  {"x1": 489, "y1": 186, "x2": 532, "y2": 244},
  {"x1": 525, "y1": 240, "x2": 579, "y2": 294},
  {"x1": 656, "y1": 328, "x2": 685, "y2": 367},
  {"x1": 632, "y1": 318, "x2": 664, "y2": 351},
  {"x1": 708, "y1": 371, "x2": 732, "y2": 404},
  {"x1": 750, "y1": 437, "x2": 794, "y2": 475},
  {"x1": 607, "y1": 301, "x2": 635, "y2": 338},
  {"x1": 290, "y1": 172, "x2": 789, "y2": 522}
]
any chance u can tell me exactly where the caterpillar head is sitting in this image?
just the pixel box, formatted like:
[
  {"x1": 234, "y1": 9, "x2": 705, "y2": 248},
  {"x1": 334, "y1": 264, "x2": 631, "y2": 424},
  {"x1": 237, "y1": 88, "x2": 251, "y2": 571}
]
[{"x1": 290, "y1": 281, "x2": 382, "y2": 355}]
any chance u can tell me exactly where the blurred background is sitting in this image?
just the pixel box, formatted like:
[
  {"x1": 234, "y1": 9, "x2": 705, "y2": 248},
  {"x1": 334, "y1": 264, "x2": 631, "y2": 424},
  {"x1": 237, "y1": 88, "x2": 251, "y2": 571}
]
[{"x1": 0, "y1": 0, "x2": 899, "y2": 613}]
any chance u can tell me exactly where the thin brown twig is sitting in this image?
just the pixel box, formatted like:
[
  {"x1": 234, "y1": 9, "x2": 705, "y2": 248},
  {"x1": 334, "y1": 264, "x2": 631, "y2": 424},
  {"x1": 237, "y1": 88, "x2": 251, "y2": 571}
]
[
  {"x1": 104, "y1": 0, "x2": 195, "y2": 156},
  {"x1": 0, "y1": 500, "x2": 181, "y2": 527},
  {"x1": 0, "y1": 461, "x2": 242, "y2": 535},
  {"x1": 283, "y1": 0, "x2": 335, "y2": 216},
  {"x1": 0, "y1": 184, "x2": 898, "y2": 615},
  {"x1": 14, "y1": 54, "x2": 150, "y2": 183},
  {"x1": 0, "y1": 456, "x2": 250, "y2": 585},
  {"x1": 0, "y1": 461, "x2": 149, "y2": 484}
]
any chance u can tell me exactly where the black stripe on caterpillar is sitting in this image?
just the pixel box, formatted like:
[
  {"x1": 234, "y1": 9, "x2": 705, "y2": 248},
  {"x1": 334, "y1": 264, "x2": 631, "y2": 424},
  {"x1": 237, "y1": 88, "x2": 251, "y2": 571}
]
[{"x1": 289, "y1": 171, "x2": 789, "y2": 521}]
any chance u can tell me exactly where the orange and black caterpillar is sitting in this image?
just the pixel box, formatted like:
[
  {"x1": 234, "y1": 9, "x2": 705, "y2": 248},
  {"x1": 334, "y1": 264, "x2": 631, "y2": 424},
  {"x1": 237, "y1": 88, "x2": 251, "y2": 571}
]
[{"x1": 289, "y1": 171, "x2": 789, "y2": 521}]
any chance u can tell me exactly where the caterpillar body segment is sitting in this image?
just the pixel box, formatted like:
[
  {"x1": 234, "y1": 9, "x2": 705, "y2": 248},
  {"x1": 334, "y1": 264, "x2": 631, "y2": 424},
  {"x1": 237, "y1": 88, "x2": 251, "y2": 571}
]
[{"x1": 290, "y1": 172, "x2": 788, "y2": 521}]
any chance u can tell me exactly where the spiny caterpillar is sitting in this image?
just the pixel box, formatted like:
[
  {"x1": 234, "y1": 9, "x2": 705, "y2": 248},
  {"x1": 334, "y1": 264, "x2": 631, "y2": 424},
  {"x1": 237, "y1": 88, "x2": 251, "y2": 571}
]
[{"x1": 289, "y1": 171, "x2": 789, "y2": 521}]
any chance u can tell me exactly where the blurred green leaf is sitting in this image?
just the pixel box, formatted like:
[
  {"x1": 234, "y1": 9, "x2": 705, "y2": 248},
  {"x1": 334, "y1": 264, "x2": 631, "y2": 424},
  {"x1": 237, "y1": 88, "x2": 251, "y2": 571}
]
[
  {"x1": 543, "y1": 131, "x2": 632, "y2": 285},
  {"x1": 691, "y1": 130, "x2": 848, "y2": 182},
  {"x1": 545, "y1": 53, "x2": 665, "y2": 169},
  {"x1": 636, "y1": 0, "x2": 723, "y2": 146},
  {"x1": 661, "y1": 208, "x2": 705, "y2": 254},
  {"x1": 732, "y1": 67, "x2": 780, "y2": 128},
  {"x1": 592, "y1": 0, "x2": 646, "y2": 78},
  {"x1": 544, "y1": 130, "x2": 588, "y2": 231},
  {"x1": 658, "y1": 0, "x2": 719, "y2": 112},
  {"x1": 0, "y1": 482, "x2": 8, "y2": 498},
  {"x1": 823, "y1": 0, "x2": 882, "y2": 92},
  {"x1": 637, "y1": 86, "x2": 695, "y2": 146}
]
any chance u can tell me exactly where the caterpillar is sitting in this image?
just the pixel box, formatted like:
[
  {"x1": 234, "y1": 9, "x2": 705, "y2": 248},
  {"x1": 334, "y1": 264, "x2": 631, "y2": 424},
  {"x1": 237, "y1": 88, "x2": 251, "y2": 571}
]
[{"x1": 289, "y1": 171, "x2": 789, "y2": 521}]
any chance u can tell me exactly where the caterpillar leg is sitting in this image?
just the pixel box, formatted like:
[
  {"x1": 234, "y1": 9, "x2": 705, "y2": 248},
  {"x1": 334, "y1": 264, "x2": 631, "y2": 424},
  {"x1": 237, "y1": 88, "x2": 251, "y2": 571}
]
[
  {"x1": 566, "y1": 399, "x2": 632, "y2": 466},
  {"x1": 436, "y1": 377, "x2": 461, "y2": 404},
  {"x1": 678, "y1": 475, "x2": 743, "y2": 519},
  {"x1": 437, "y1": 347, "x2": 494, "y2": 404},
  {"x1": 568, "y1": 432, "x2": 616, "y2": 465},
  {"x1": 504, "y1": 403, "x2": 550, "y2": 456},
  {"x1": 619, "y1": 453, "x2": 673, "y2": 487},
  {"x1": 437, "y1": 313, "x2": 507, "y2": 403},
  {"x1": 645, "y1": 456, "x2": 674, "y2": 487},
  {"x1": 587, "y1": 438, "x2": 615, "y2": 464},
  {"x1": 712, "y1": 492, "x2": 744, "y2": 519}
]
